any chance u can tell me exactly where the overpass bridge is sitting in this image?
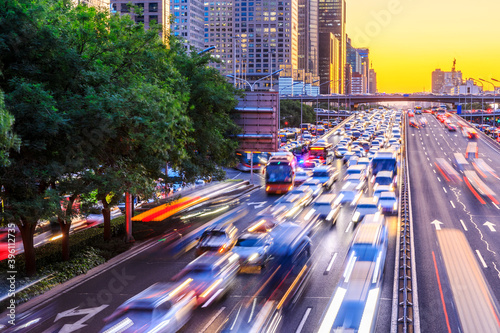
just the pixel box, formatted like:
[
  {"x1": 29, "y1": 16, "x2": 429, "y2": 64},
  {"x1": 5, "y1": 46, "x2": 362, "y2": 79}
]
[{"x1": 283, "y1": 93, "x2": 498, "y2": 106}]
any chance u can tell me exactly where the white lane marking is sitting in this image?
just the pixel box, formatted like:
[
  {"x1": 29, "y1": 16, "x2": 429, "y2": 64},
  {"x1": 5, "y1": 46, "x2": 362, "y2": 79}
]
[
  {"x1": 437, "y1": 177, "x2": 442, "y2": 182},
  {"x1": 433, "y1": 170, "x2": 436, "y2": 174},
  {"x1": 296, "y1": 308, "x2": 312, "y2": 333},
  {"x1": 326, "y1": 253, "x2": 338, "y2": 272},
  {"x1": 427, "y1": 157, "x2": 430, "y2": 161},
  {"x1": 430, "y1": 163, "x2": 433, "y2": 167},
  {"x1": 450, "y1": 201, "x2": 455, "y2": 208},
  {"x1": 443, "y1": 187, "x2": 447, "y2": 193},
  {"x1": 489, "y1": 158, "x2": 493, "y2": 162},
  {"x1": 232, "y1": 172, "x2": 242, "y2": 179},
  {"x1": 201, "y1": 307, "x2": 226, "y2": 332},
  {"x1": 460, "y1": 219, "x2": 468, "y2": 231},
  {"x1": 493, "y1": 203, "x2": 500, "y2": 210},
  {"x1": 476, "y1": 250, "x2": 488, "y2": 268},
  {"x1": 345, "y1": 222, "x2": 352, "y2": 233},
  {"x1": 448, "y1": 158, "x2": 452, "y2": 162}
]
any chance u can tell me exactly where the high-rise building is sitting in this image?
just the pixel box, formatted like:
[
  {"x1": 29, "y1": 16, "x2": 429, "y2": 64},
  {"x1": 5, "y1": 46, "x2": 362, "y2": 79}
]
[
  {"x1": 298, "y1": 0, "x2": 318, "y2": 76},
  {"x1": 344, "y1": 63, "x2": 352, "y2": 94},
  {"x1": 318, "y1": 0, "x2": 346, "y2": 93},
  {"x1": 368, "y1": 68, "x2": 377, "y2": 93},
  {"x1": 346, "y1": 38, "x2": 361, "y2": 74},
  {"x1": 204, "y1": 1, "x2": 234, "y2": 75},
  {"x1": 111, "y1": 0, "x2": 170, "y2": 43},
  {"x1": 351, "y1": 72, "x2": 362, "y2": 94},
  {"x1": 171, "y1": 0, "x2": 204, "y2": 51},
  {"x1": 206, "y1": 0, "x2": 299, "y2": 91},
  {"x1": 357, "y1": 48, "x2": 369, "y2": 93},
  {"x1": 75, "y1": 0, "x2": 110, "y2": 8},
  {"x1": 318, "y1": 33, "x2": 339, "y2": 94},
  {"x1": 432, "y1": 69, "x2": 463, "y2": 94}
]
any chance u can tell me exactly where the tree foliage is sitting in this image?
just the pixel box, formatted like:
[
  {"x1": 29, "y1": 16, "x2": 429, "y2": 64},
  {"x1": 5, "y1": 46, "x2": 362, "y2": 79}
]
[
  {"x1": 279, "y1": 99, "x2": 315, "y2": 127},
  {"x1": 0, "y1": 0, "x2": 240, "y2": 274}
]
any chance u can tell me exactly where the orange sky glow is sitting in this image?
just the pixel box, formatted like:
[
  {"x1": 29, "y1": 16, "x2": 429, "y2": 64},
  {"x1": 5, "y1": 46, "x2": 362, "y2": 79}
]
[{"x1": 346, "y1": 0, "x2": 500, "y2": 93}]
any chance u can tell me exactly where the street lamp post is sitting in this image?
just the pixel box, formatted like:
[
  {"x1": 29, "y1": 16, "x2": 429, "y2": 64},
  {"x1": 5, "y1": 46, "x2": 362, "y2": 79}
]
[
  {"x1": 227, "y1": 69, "x2": 283, "y2": 92},
  {"x1": 483, "y1": 78, "x2": 499, "y2": 112},
  {"x1": 317, "y1": 80, "x2": 333, "y2": 126},
  {"x1": 472, "y1": 79, "x2": 484, "y2": 123},
  {"x1": 197, "y1": 46, "x2": 216, "y2": 55}
]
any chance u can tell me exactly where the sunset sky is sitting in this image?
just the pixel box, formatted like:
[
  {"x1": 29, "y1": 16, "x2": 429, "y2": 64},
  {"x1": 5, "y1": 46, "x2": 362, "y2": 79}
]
[{"x1": 346, "y1": 0, "x2": 500, "y2": 93}]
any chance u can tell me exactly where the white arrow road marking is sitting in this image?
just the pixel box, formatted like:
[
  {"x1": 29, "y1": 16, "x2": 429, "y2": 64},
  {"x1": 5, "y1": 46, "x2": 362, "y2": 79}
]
[
  {"x1": 484, "y1": 221, "x2": 497, "y2": 232},
  {"x1": 431, "y1": 220, "x2": 443, "y2": 231},
  {"x1": 55, "y1": 305, "x2": 108, "y2": 333},
  {"x1": 247, "y1": 201, "x2": 267, "y2": 209}
]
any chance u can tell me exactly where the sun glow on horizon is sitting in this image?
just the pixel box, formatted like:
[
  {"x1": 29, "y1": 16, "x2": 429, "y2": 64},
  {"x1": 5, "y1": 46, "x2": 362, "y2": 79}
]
[{"x1": 347, "y1": 0, "x2": 500, "y2": 93}]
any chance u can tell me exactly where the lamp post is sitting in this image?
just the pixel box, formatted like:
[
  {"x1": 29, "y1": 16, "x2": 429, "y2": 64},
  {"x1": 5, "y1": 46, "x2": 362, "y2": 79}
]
[
  {"x1": 471, "y1": 79, "x2": 484, "y2": 123},
  {"x1": 227, "y1": 69, "x2": 283, "y2": 92},
  {"x1": 482, "y1": 78, "x2": 498, "y2": 112},
  {"x1": 231, "y1": 35, "x2": 243, "y2": 88}
]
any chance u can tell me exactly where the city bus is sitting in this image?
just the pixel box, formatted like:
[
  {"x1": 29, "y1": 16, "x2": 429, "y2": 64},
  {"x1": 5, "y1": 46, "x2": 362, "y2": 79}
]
[
  {"x1": 301, "y1": 123, "x2": 312, "y2": 133},
  {"x1": 265, "y1": 152, "x2": 297, "y2": 194},
  {"x1": 236, "y1": 151, "x2": 269, "y2": 172},
  {"x1": 308, "y1": 141, "x2": 334, "y2": 164},
  {"x1": 370, "y1": 150, "x2": 398, "y2": 180}
]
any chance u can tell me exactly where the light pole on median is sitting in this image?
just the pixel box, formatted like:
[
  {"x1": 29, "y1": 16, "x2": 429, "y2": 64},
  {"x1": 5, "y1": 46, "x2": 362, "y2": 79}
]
[
  {"x1": 484, "y1": 78, "x2": 499, "y2": 112},
  {"x1": 197, "y1": 46, "x2": 216, "y2": 55},
  {"x1": 472, "y1": 79, "x2": 484, "y2": 123},
  {"x1": 227, "y1": 69, "x2": 283, "y2": 92}
]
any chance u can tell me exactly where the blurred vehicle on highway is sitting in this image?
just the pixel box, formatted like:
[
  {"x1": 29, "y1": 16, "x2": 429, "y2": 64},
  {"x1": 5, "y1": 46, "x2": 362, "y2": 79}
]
[
  {"x1": 311, "y1": 165, "x2": 339, "y2": 189},
  {"x1": 352, "y1": 197, "x2": 381, "y2": 223},
  {"x1": 335, "y1": 182, "x2": 363, "y2": 206},
  {"x1": 101, "y1": 282, "x2": 197, "y2": 333},
  {"x1": 195, "y1": 224, "x2": 238, "y2": 256},
  {"x1": 173, "y1": 252, "x2": 240, "y2": 308},
  {"x1": 312, "y1": 193, "x2": 341, "y2": 224},
  {"x1": 378, "y1": 191, "x2": 398, "y2": 215},
  {"x1": 232, "y1": 232, "x2": 273, "y2": 270},
  {"x1": 299, "y1": 178, "x2": 324, "y2": 197},
  {"x1": 294, "y1": 169, "x2": 312, "y2": 186}
]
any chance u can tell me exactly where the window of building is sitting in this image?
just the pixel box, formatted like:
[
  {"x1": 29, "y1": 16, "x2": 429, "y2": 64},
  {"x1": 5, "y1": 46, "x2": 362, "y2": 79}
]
[
  {"x1": 121, "y1": 3, "x2": 129, "y2": 13},
  {"x1": 136, "y1": 16, "x2": 145, "y2": 23},
  {"x1": 149, "y1": 2, "x2": 159, "y2": 12}
]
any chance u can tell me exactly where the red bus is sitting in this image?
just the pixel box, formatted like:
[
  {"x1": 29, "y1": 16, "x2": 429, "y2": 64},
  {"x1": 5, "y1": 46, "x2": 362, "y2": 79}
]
[{"x1": 265, "y1": 152, "x2": 296, "y2": 194}]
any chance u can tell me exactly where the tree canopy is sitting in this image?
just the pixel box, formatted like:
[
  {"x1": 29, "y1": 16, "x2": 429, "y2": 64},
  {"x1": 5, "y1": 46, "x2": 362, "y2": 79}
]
[{"x1": 0, "y1": 0, "x2": 241, "y2": 274}]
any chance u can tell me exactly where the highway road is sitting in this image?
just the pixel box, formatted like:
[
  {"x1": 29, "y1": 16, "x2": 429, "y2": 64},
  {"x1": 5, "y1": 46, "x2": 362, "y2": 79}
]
[
  {"x1": 0, "y1": 128, "x2": 399, "y2": 333},
  {"x1": 408, "y1": 113, "x2": 500, "y2": 333}
]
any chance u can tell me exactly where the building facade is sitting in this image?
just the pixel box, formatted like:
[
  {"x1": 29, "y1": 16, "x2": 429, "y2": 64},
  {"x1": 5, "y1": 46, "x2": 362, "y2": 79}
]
[
  {"x1": 318, "y1": 33, "x2": 339, "y2": 94},
  {"x1": 368, "y1": 68, "x2": 377, "y2": 93},
  {"x1": 171, "y1": 0, "x2": 204, "y2": 51},
  {"x1": 351, "y1": 72, "x2": 362, "y2": 94},
  {"x1": 432, "y1": 68, "x2": 463, "y2": 94},
  {"x1": 318, "y1": 0, "x2": 346, "y2": 93},
  {"x1": 111, "y1": 0, "x2": 169, "y2": 43},
  {"x1": 297, "y1": 0, "x2": 318, "y2": 76}
]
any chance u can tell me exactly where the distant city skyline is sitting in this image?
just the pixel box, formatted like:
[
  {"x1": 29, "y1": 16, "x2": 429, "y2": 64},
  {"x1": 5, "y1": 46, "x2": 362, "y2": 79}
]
[{"x1": 346, "y1": 0, "x2": 500, "y2": 93}]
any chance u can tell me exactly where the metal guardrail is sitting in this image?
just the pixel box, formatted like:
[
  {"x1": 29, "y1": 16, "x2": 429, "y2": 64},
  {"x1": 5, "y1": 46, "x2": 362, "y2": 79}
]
[{"x1": 397, "y1": 113, "x2": 415, "y2": 333}]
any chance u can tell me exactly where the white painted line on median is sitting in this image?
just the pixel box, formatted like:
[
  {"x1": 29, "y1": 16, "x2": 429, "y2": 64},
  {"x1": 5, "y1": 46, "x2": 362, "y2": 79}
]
[
  {"x1": 476, "y1": 250, "x2": 488, "y2": 268},
  {"x1": 345, "y1": 222, "x2": 352, "y2": 233},
  {"x1": 460, "y1": 219, "x2": 468, "y2": 231},
  {"x1": 296, "y1": 308, "x2": 312, "y2": 333},
  {"x1": 443, "y1": 187, "x2": 447, "y2": 193},
  {"x1": 326, "y1": 253, "x2": 338, "y2": 273},
  {"x1": 201, "y1": 306, "x2": 226, "y2": 332},
  {"x1": 450, "y1": 201, "x2": 455, "y2": 208}
]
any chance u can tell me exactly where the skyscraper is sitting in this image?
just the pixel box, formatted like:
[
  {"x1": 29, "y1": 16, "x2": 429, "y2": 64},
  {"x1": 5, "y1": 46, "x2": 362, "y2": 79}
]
[
  {"x1": 318, "y1": 0, "x2": 346, "y2": 93},
  {"x1": 206, "y1": 0, "x2": 299, "y2": 90},
  {"x1": 318, "y1": 33, "x2": 339, "y2": 94},
  {"x1": 111, "y1": 0, "x2": 170, "y2": 43},
  {"x1": 368, "y1": 68, "x2": 377, "y2": 93},
  {"x1": 171, "y1": 0, "x2": 205, "y2": 51},
  {"x1": 298, "y1": 0, "x2": 318, "y2": 76}
]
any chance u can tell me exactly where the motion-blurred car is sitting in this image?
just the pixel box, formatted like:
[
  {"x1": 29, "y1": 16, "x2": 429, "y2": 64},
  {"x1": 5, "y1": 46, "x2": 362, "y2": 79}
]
[
  {"x1": 311, "y1": 166, "x2": 339, "y2": 189},
  {"x1": 195, "y1": 224, "x2": 238, "y2": 256},
  {"x1": 352, "y1": 197, "x2": 381, "y2": 223},
  {"x1": 373, "y1": 185, "x2": 393, "y2": 199},
  {"x1": 294, "y1": 170, "x2": 312, "y2": 186},
  {"x1": 347, "y1": 155, "x2": 359, "y2": 167},
  {"x1": 378, "y1": 191, "x2": 398, "y2": 215},
  {"x1": 299, "y1": 178, "x2": 324, "y2": 197},
  {"x1": 173, "y1": 252, "x2": 240, "y2": 307},
  {"x1": 335, "y1": 182, "x2": 363, "y2": 206},
  {"x1": 101, "y1": 282, "x2": 197, "y2": 333},
  {"x1": 232, "y1": 233, "x2": 273, "y2": 269},
  {"x1": 313, "y1": 194, "x2": 341, "y2": 224}
]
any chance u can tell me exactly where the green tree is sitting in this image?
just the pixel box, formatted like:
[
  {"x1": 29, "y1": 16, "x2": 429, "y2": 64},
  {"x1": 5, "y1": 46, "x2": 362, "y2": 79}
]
[
  {"x1": 279, "y1": 99, "x2": 315, "y2": 127},
  {"x1": 0, "y1": 91, "x2": 19, "y2": 166},
  {"x1": 168, "y1": 41, "x2": 242, "y2": 181}
]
